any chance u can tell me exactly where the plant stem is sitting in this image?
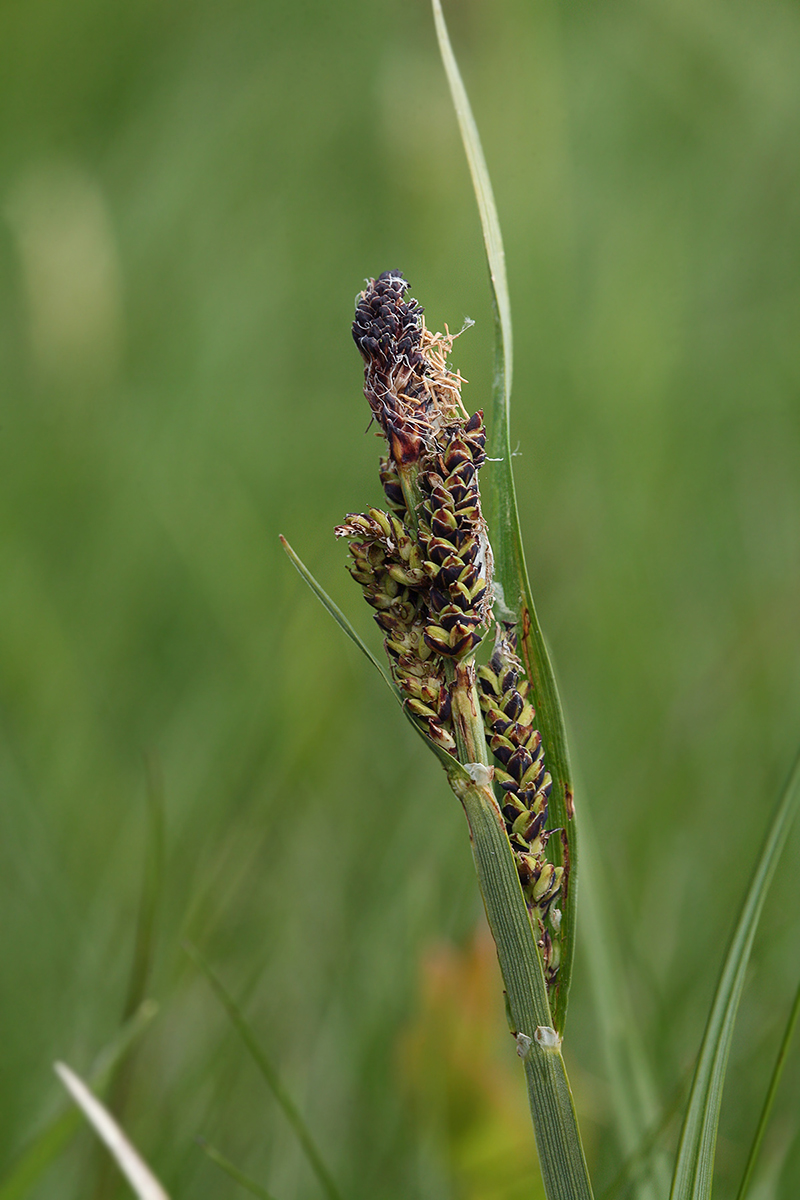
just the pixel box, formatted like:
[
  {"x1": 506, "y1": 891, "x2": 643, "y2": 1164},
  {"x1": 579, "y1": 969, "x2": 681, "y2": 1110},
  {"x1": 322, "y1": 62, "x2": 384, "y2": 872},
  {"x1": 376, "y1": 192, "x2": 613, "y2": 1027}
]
[
  {"x1": 395, "y1": 462, "x2": 423, "y2": 534},
  {"x1": 735, "y1": 973, "x2": 800, "y2": 1200},
  {"x1": 448, "y1": 660, "x2": 490, "y2": 768},
  {"x1": 448, "y1": 767, "x2": 594, "y2": 1200}
]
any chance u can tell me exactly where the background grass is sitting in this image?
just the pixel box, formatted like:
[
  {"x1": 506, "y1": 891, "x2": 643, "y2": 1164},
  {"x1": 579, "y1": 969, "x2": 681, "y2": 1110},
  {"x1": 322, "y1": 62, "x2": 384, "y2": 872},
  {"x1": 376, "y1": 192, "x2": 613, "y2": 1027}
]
[{"x1": 1, "y1": 0, "x2": 799, "y2": 1197}]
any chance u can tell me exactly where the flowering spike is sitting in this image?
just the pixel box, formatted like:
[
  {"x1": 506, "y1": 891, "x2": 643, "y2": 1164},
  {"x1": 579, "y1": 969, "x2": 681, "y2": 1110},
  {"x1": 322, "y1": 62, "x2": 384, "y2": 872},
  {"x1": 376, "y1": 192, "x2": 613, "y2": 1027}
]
[
  {"x1": 344, "y1": 274, "x2": 564, "y2": 991},
  {"x1": 478, "y1": 630, "x2": 564, "y2": 983},
  {"x1": 344, "y1": 273, "x2": 494, "y2": 747}
]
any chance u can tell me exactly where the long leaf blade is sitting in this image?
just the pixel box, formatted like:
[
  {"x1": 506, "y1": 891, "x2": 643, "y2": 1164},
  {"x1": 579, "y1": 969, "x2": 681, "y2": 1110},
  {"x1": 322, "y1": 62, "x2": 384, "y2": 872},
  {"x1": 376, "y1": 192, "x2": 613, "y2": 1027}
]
[
  {"x1": 734, "y1": 969, "x2": 800, "y2": 1199},
  {"x1": 197, "y1": 1139, "x2": 280, "y2": 1200},
  {"x1": 430, "y1": 0, "x2": 512, "y2": 394},
  {"x1": 185, "y1": 944, "x2": 345, "y2": 1200},
  {"x1": 431, "y1": 0, "x2": 577, "y2": 1035},
  {"x1": 92, "y1": 758, "x2": 166, "y2": 1200},
  {"x1": 579, "y1": 802, "x2": 672, "y2": 1200},
  {"x1": 670, "y1": 749, "x2": 800, "y2": 1200}
]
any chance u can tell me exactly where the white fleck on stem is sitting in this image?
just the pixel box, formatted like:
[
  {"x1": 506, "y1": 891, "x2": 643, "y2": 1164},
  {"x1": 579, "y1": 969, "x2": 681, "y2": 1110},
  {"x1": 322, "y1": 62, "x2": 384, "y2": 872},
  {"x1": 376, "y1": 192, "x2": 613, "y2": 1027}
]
[
  {"x1": 465, "y1": 761, "x2": 494, "y2": 788},
  {"x1": 515, "y1": 1032, "x2": 533, "y2": 1058},
  {"x1": 534, "y1": 1025, "x2": 563, "y2": 1051}
]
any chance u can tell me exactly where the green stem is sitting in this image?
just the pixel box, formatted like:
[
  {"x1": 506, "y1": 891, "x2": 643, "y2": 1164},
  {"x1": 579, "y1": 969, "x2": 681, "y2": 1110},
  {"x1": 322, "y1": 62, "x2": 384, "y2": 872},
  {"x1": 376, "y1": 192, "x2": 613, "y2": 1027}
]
[
  {"x1": 447, "y1": 659, "x2": 490, "y2": 768},
  {"x1": 395, "y1": 461, "x2": 423, "y2": 535},
  {"x1": 448, "y1": 769, "x2": 594, "y2": 1200},
  {"x1": 735, "y1": 974, "x2": 800, "y2": 1200}
]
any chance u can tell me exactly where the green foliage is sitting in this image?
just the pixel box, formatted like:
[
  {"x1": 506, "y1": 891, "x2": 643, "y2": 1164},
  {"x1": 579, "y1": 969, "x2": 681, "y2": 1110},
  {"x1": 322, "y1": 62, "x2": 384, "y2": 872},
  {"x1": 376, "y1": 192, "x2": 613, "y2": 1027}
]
[
  {"x1": 1, "y1": 0, "x2": 800, "y2": 1198},
  {"x1": 197, "y1": 1140, "x2": 280, "y2": 1199},
  {"x1": 736, "y1": 971, "x2": 800, "y2": 1200},
  {"x1": 0, "y1": 1005, "x2": 157, "y2": 1200},
  {"x1": 670, "y1": 752, "x2": 800, "y2": 1200},
  {"x1": 186, "y1": 944, "x2": 344, "y2": 1200},
  {"x1": 432, "y1": 0, "x2": 578, "y2": 1040}
]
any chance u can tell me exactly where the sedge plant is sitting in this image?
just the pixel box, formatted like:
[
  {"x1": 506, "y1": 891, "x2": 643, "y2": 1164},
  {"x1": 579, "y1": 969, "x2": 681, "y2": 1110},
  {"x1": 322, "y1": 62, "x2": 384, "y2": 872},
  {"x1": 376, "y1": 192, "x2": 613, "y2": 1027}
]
[
  {"x1": 40, "y1": 3, "x2": 800, "y2": 1199},
  {"x1": 282, "y1": 3, "x2": 800, "y2": 1200},
  {"x1": 333, "y1": 267, "x2": 587, "y2": 1195}
]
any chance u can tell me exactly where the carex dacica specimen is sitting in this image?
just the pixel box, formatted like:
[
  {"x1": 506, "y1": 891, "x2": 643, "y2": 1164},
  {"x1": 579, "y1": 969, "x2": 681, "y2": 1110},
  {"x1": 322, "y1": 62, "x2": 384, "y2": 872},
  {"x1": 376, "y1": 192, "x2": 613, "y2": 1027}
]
[{"x1": 337, "y1": 272, "x2": 564, "y2": 983}]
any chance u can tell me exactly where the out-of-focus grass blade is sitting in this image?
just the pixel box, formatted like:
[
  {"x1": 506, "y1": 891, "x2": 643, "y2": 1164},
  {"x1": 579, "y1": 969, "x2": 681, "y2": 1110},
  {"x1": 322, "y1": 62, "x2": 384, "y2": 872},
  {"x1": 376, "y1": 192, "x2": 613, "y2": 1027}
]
[
  {"x1": 54, "y1": 1062, "x2": 169, "y2": 1200},
  {"x1": 92, "y1": 756, "x2": 165, "y2": 1200},
  {"x1": 280, "y1": 536, "x2": 395, "y2": 694},
  {"x1": 185, "y1": 944, "x2": 345, "y2": 1200},
  {"x1": 431, "y1": 0, "x2": 576, "y2": 1035},
  {"x1": 670, "y1": 749, "x2": 800, "y2": 1200},
  {"x1": 196, "y1": 1138, "x2": 279, "y2": 1199},
  {"x1": 734, "y1": 971, "x2": 800, "y2": 1200},
  {"x1": 580, "y1": 803, "x2": 672, "y2": 1200},
  {"x1": 0, "y1": 1001, "x2": 157, "y2": 1200},
  {"x1": 122, "y1": 755, "x2": 165, "y2": 1023},
  {"x1": 597, "y1": 1077, "x2": 686, "y2": 1200}
]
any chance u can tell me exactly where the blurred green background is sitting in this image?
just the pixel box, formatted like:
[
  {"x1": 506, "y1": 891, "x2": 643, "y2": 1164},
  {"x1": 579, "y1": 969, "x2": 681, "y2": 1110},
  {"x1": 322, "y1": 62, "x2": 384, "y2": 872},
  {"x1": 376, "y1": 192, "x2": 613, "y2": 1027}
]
[{"x1": 1, "y1": 0, "x2": 799, "y2": 1196}]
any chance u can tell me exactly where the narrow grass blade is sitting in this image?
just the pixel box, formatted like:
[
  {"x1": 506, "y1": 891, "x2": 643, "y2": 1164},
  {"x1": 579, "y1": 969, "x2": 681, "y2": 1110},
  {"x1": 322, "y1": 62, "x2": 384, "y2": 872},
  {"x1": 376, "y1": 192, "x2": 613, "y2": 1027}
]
[
  {"x1": 597, "y1": 1078, "x2": 686, "y2": 1200},
  {"x1": 430, "y1": 0, "x2": 512, "y2": 390},
  {"x1": 670, "y1": 749, "x2": 800, "y2": 1200},
  {"x1": 54, "y1": 1063, "x2": 169, "y2": 1200},
  {"x1": 448, "y1": 771, "x2": 593, "y2": 1200},
  {"x1": 122, "y1": 754, "x2": 165, "y2": 1022},
  {"x1": 0, "y1": 1001, "x2": 157, "y2": 1200},
  {"x1": 734, "y1": 971, "x2": 800, "y2": 1200},
  {"x1": 92, "y1": 756, "x2": 165, "y2": 1200},
  {"x1": 280, "y1": 536, "x2": 395, "y2": 694},
  {"x1": 431, "y1": 0, "x2": 577, "y2": 1034},
  {"x1": 580, "y1": 803, "x2": 672, "y2": 1200},
  {"x1": 196, "y1": 1138, "x2": 279, "y2": 1199},
  {"x1": 185, "y1": 944, "x2": 345, "y2": 1200}
]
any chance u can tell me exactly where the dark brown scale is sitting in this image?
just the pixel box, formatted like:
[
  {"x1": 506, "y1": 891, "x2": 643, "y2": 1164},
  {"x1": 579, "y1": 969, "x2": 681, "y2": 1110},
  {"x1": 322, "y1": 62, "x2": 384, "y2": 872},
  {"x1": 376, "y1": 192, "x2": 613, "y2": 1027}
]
[
  {"x1": 353, "y1": 272, "x2": 426, "y2": 375},
  {"x1": 476, "y1": 632, "x2": 562, "y2": 974},
  {"x1": 500, "y1": 667, "x2": 518, "y2": 693},
  {"x1": 470, "y1": 584, "x2": 488, "y2": 608},
  {"x1": 425, "y1": 539, "x2": 452, "y2": 566},
  {"x1": 506, "y1": 746, "x2": 534, "y2": 779},
  {"x1": 508, "y1": 722, "x2": 535, "y2": 748},
  {"x1": 431, "y1": 514, "x2": 457, "y2": 539},
  {"x1": 444, "y1": 446, "x2": 471, "y2": 472},
  {"x1": 517, "y1": 859, "x2": 535, "y2": 888},
  {"x1": 439, "y1": 564, "x2": 463, "y2": 587},
  {"x1": 523, "y1": 811, "x2": 547, "y2": 842},
  {"x1": 491, "y1": 741, "x2": 514, "y2": 767}
]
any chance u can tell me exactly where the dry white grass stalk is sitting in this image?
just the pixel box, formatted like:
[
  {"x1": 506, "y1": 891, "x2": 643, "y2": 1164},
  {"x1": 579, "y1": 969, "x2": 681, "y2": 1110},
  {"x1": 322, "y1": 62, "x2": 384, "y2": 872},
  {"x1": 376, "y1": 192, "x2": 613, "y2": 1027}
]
[{"x1": 54, "y1": 1062, "x2": 170, "y2": 1200}]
